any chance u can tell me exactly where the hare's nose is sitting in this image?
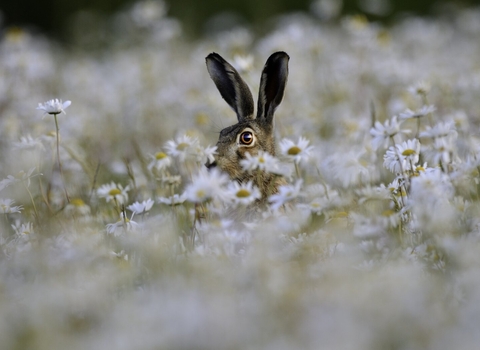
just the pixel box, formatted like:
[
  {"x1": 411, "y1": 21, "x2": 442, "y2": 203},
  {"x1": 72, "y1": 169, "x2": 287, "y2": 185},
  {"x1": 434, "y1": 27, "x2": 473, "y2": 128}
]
[{"x1": 205, "y1": 160, "x2": 217, "y2": 169}]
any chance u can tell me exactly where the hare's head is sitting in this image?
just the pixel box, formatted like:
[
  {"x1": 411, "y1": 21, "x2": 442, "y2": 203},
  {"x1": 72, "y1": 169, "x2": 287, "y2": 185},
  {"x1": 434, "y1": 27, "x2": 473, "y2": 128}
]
[{"x1": 205, "y1": 51, "x2": 289, "y2": 202}]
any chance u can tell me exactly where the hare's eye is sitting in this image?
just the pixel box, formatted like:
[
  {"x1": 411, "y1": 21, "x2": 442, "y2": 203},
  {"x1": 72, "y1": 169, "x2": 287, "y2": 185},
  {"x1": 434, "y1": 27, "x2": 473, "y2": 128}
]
[{"x1": 240, "y1": 131, "x2": 254, "y2": 145}]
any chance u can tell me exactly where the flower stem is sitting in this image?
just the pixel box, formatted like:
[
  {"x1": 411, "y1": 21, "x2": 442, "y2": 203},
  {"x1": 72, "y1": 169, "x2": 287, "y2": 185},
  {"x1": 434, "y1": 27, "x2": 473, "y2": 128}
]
[
  {"x1": 53, "y1": 114, "x2": 70, "y2": 204},
  {"x1": 294, "y1": 161, "x2": 300, "y2": 178},
  {"x1": 23, "y1": 180, "x2": 40, "y2": 225}
]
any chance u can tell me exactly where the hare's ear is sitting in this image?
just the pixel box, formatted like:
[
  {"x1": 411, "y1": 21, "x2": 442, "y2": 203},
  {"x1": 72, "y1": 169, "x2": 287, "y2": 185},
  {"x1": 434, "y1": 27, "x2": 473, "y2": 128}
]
[
  {"x1": 256, "y1": 52, "x2": 289, "y2": 124},
  {"x1": 206, "y1": 53, "x2": 255, "y2": 122}
]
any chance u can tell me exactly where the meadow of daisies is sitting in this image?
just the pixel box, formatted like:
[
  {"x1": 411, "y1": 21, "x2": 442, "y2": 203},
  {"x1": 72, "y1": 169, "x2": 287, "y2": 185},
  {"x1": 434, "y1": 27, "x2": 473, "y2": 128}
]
[{"x1": 2, "y1": 1, "x2": 480, "y2": 348}]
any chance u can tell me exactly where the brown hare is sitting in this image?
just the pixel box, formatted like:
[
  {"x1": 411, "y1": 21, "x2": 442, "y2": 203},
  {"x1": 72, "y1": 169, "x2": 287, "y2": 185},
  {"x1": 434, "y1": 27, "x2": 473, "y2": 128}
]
[{"x1": 205, "y1": 51, "x2": 289, "y2": 208}]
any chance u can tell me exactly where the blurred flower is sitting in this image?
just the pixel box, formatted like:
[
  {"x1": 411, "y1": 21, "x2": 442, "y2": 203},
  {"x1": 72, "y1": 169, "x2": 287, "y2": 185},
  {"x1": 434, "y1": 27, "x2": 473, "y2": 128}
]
[
  {"x1": 131, "y1": 0, "x2": 166, "y2": 27},
  {"x1": 358, "y1": 0, "x2": 391, "y2": 16},
  {"x1": 232, "y1": 54, "x2": 254, "y2": 73},
  {"x1": 419, "y1": 121, "x2": 457, "y2": 139},
  {"x1": 111, "y1": 250, "x2": 129, "y2": 261},
  {"x1": 0, "y1": 167, "x2": 36, "y2": 191},
  {"x1": 158, "y1": 193, "x2": 187, "y2": 205},
  {"x1": 161, "y1": 175, "x2": 182, "y2": 186},
  {"x1": 127, "y1": 199, "x2": 154, "y2": 214},
  {"x1": 11, "y1": 135, "x2": 45, "y2": 151},
  {"x1": 164, "y1": 135, "x2": 198, "y2": 161},
  {"x1": 424, "y1": 136, "x2": 456, "y2": 168},
  {"x1": 12, "y1": 221, "x2": 35, "y2": 239},
  {"x1": 310, "y1": 0, "x2": 343, "y2": 20},
  {"x1": 407, "y1": 80, "x2": 431, "y2": 96},
  {"x1": 0, "y1": 198, "x2": 23, "y2": 214},
  {"x1": 269, "y1": 180, "x2": 303, "y2": 211},
  {"x1": 148, "y1": 152, "x2": 172, "y2": 172},
  {"x1": 279, "y1": 136, "x2": 314, "y2": 164},
  {"x1": 399, "y1": 105, "x2": 435, "y2": 120},
  {"x1": 356, "y1": 185, "x2": 391, "y2": 204},
  {"x1": 240, "y1": 151, "x2": 281, "y2": 174},
  {"x1": 193, "y1": 144, "x2": 217, "y2": 164},
  {"x1": 184, "y1": 168, "x2": 229, "y2": 203},
  {"x1": 370, "y1": 116, "x2": 409, "y2": 150},
  {"x1": 226, "y1": 181, "x2": 261, "y2": 206},
  {"x1": 97, "y1": 182, "x2": 130, "y2": 205},
  {"x1": 36, "y1": 99, "x2": 71, "y2": 116},
  {"x1": 106, "y1": 213, "x2": 139, "y2": 236},
  {"x1": 64, "y1": 198, "x2": 91, "y2": 216}
]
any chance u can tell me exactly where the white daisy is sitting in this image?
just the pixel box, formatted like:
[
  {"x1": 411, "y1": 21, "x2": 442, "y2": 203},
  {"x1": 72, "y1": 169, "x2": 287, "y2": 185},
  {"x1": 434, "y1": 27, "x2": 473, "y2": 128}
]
[
  {"x1": 0, "y1": 175, "x2": 18, "y2": 192},
  {"x1": 232, "y1": 54, "x2": 254, "y2": 73},
  {"x1": 383, "y1": 147, "x2": 404, "y2": 174},
  {"x1": 383, "y1": 139, "x2": 421, "y2": 173},
  {"x1": 111, "y1": 250, "x2": 129, "y2": 261},
  {"x1": 36, "y1": 99, "x2": 71, "y2": 116},
  {"x1": 158, "y1": 193, "x2": 187, "y2": 206},
  {"x1": 11, "y1": 135, "x2": 45, "y2": 151},
  {"x1": 193, "y1": 144, "x2": 217, "y2": 164},
  {"x1": 269, "y1": 180, "x2": 303, "y2": 211},
  {"x1": 97, "y1": 182, "x2": 130, "y2": 205},
  {"x1": 106, "y1": 213, "x2": 139, "y2": 236},
  {"x1": 398, "y1": 139, "x2": 420, "y2": 166},
  {"x1": 64, "y1": 198, "x2": 91, "y2": 216},
  {"x1": 0, "y1": 199, "x2": 23, "y2": 214},
  {"x1": 356, "y1": 184, "x2": 391, "y2": 204},
  {"x1": 399, "y1": 105, "x2": 436, "y2": 120},
  {"x1": 226, "y1": 181, "x2": 261, "y2": 206},
  {"x1": 184, "y1": 168, "x2": 229, "y2": 203},
  {"x1": 279, "y1": 136, "x2": 314, "y2": 164},
  {"x1": 127, "y1": 198, "x2": 154, "y2": 214},
  {"x1": 164, "y1": 135, "x2": 198, "y2": 161},
  {"x1": 424, "y1": 136, "x2": 456, "y2": 168},
  {"x1": 12, "y1": 221, "x2": 35, "y2": 239},
  {"x1": 0, "y1": 167, "x2": 36, "y2": 191},
  {"x1": 419, "y1": 121, "x2": 457, "y2": 139},
  {"x1": 369, "y1": 116, "x2": 410, "y2": 150},
  {"x1": 407, "y1": 80, "x2": 431, "y2": 96},
  {"x1": 148, "y1": 152, "x2": 172, "y2": 172},
  {"x1": 240, "y1": 151, "x2": 281, "y2": 174}
]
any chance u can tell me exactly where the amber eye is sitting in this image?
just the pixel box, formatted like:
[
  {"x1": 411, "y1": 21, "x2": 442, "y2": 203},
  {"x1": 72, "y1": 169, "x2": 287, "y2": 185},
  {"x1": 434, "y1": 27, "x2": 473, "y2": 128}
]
[{"x1": 240, "y1": 131, "x2": 254, "y2": 145}]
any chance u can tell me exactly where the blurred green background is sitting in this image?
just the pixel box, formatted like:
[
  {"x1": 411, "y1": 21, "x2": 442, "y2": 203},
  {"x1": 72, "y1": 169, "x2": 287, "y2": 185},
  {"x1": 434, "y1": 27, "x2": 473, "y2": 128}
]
[{"x1": 1, "y1": 0, "x2": 479, "y2": 39}]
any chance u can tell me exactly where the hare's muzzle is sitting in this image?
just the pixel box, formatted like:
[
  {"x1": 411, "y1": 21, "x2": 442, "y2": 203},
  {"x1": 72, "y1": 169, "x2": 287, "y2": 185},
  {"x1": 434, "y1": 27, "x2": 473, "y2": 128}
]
[{"x1": 205, "y1": 160, "x2": 217, "y2": 169}]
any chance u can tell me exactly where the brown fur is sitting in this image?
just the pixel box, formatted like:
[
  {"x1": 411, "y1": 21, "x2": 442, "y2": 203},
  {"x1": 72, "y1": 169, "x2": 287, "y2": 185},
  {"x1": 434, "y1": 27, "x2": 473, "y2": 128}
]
[{"x1": 205, "y1": 52, "x2": 289, "y2": 212}]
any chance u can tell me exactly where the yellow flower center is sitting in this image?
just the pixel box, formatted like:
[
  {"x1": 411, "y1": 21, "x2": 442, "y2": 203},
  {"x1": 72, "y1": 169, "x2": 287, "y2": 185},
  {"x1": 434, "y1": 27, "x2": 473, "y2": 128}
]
[
  {"x1": 402, "y1": 149, "x2": 416, "y2": 156},
  {"x1": 258, "y1": 156, "x2": 265, "y2": 163},
  {"x1": 288, "y1": 146, "x2": 301, "y2": 155},
  {"x1": 155, "y1": 152, "x2": 167, "y2": 159},
  {"x1": 416, "y1": 166, "x2": 425, "y2": 172},
  {"x1": 195, "y1": 113, "x2": 209, "y2": 126},
  {"x1": 196, "y1": 190, "x2": 206, "y2": 198},
  {"x1": 176, "y1": 143, "x2": 189, "y2": 151},
  {"x1": 382, "y1": 209, "x2": 395, "y2": 217},
  {"x1": 71, "y1": 198, "x2": 85, "y2": 207},
  {"x1": 109, "y1": 189, "x2": 122, "y2": 196},
  {"x1": 236, "y1": 189, "x2": 251, "y2": 198},
  {"x1": 6, "y1": 27, "x2": 25, "y2": 43}
]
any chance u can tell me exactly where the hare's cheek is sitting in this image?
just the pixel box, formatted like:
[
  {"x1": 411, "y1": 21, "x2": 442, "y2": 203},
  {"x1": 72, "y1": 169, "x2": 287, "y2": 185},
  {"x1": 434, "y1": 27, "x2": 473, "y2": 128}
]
[{"x1": 238, "y1": 147, "x2": 258, "y2": 159}]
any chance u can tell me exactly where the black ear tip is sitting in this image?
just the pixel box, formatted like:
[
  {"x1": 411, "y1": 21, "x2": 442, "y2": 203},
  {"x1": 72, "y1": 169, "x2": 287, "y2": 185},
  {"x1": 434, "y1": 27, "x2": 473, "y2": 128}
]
[
  {"x1": 206, "y1": 52, "x2": 222, "y2": 63},
  {"x1": 270, "y1": 51, "x2": 290, "y2": 61}
]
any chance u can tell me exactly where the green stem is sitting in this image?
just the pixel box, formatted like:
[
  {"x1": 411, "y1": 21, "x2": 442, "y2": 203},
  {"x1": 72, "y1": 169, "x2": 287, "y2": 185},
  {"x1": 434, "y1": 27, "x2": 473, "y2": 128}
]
[
  {"x1": 294, "y1": 161, "x2": 300, "y2": 179},
  {"x1": 54, "y1": 114, "x2": 70, "y2": 203},
  {"x1": 23, "y1": 180, "x2": 40, "y2": 225}
]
